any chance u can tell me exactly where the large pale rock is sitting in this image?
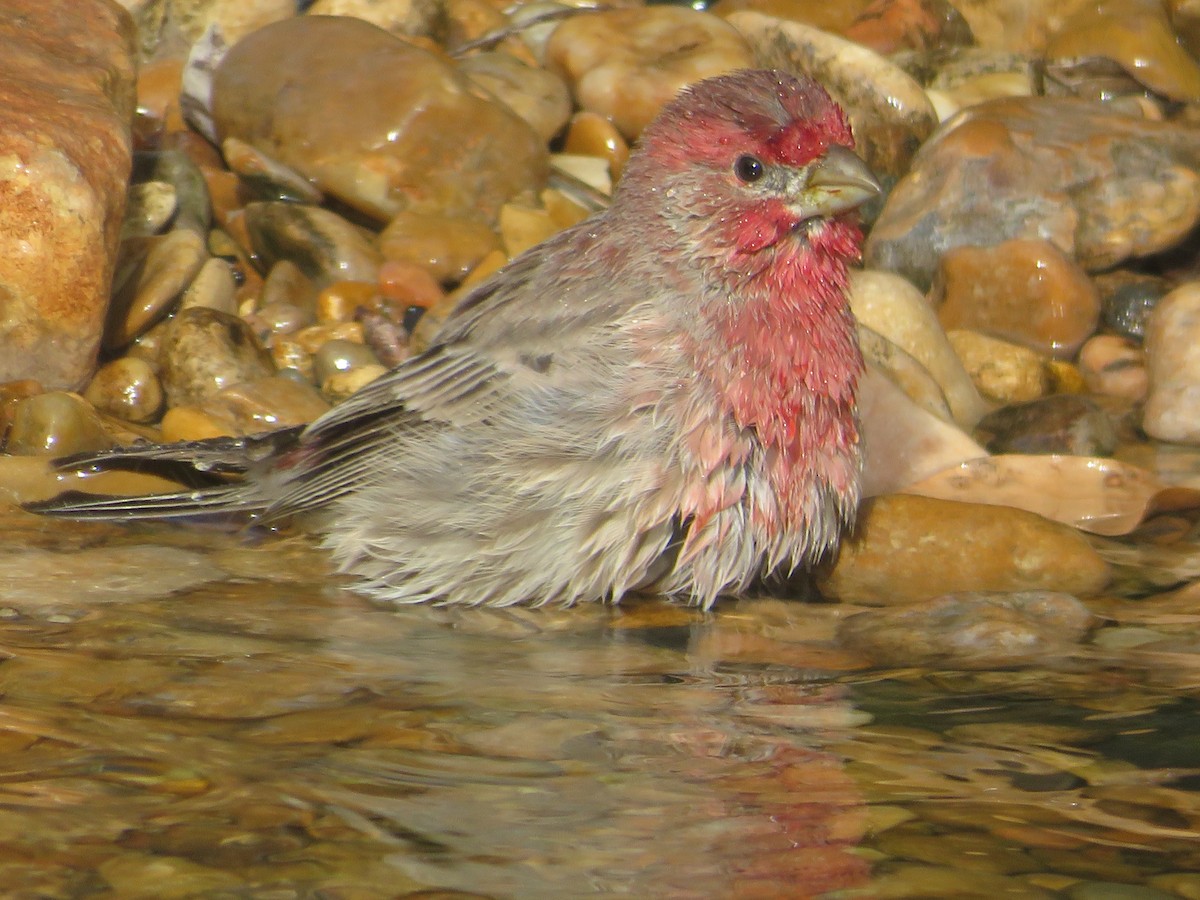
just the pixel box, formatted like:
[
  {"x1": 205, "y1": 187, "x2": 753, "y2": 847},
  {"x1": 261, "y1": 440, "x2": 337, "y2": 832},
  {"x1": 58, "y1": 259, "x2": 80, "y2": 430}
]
[
  {"x1": 212, "y1": 15, "x2": 549, "y2": 224},
  {"x1": 0, "y1": 0, "x2": 136, "y2": 390},
  {"x1": 1143, "y1": 282, "x2": 1200, "y2": 445}
]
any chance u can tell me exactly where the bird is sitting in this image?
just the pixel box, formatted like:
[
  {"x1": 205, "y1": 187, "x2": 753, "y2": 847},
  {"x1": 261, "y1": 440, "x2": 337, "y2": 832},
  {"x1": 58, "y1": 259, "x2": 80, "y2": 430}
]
[{"x1": 28, "y1": 68, "x2": 880, "y2": 609}]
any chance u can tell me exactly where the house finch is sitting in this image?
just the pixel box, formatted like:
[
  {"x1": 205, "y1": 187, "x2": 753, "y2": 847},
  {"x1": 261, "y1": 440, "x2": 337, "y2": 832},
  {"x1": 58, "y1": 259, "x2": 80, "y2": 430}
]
[{"x1": 31, "y1": 69, "x2": 880, "y2": 608}]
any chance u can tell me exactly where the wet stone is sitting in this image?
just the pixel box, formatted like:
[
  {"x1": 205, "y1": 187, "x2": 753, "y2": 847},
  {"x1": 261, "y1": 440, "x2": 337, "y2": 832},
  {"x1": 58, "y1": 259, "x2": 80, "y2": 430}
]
[
  {"x1": 106, "y1": 229, "x2": 210, "y2": 351},
  {"x1": 376, "y1": 261, "x2": 443, "y2": 310},
  {"x1": 132, "y1": 148, "x2": 212, "y2": 236},
  {"x1": 202, "y1": 375, "x2": 332, "y2": 434},
  {"x1": 1143, "y1": 281, "x2": 1200, "y2": 445},
  {"x1": 460, "y1": 51, "x2": 573, "y2": 144},
  {"x1": 322, "y1": 364, "x2": 388, "y2": 403},
  {"x1": 973, "y1": 394, "x2": 1117, "y2": 457},
  {"x1": 947, "y1": 329, "x2": 1049, "y2": 404},
  {"x1": 817, "y1": 494, "x2": 1111, "y2": 604},
  {"x1": 159, "y1": 307, "x2": 275, "y2": 408},
  {"x1": 563, "y1": 110, "x2": 630, "y2": 181},
  {"x1": 5, "y1": 391, "x2": 115, "y2": 456},
  {"x1": 1095, "y1": 272, "x2": 1168, "y2": 342},
  {"x1": 120, "y1": 181, "x2": 177, "y2": 240},
  {"x1": 313, "y1": 339, "x2": 382, "y2": 386},
  {"x1": 83, "y1": 357, "x2": 165, "y2": 425},
  {"x1": 546, "y1": 7, "x2": 754, "y2": 140},
  {"x1": 933, "y1": 238, "x2": 1100, "y2": 359},
  {"x1": 843, "y1": 0, "x2": 975, "y2": 55},
  {"x1": 865, "y1": 95, "x2": 1200, "y2": 290},
  {"x1": 244, "y1": 202, "x2": 382, "y2": 289},
  {"x1": 378, "y1": 211, "x2": 501, "y2": 284},
  {"x1": 178, "y1": 257, "x2": 239, "y2": 315},
  {"x1": 1078, "y1": 334, "x2": 1147, "y2": 401},
  {"x1": 213, "y1": 15, "x2": 548, "y2": 222},
  {"x1": 221, "y1": 136, "x2": 323, "y2": 205}
]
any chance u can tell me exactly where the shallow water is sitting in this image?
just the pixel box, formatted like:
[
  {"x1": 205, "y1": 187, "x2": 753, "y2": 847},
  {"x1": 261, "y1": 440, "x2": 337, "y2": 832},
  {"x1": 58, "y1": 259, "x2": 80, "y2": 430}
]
[{"x1": 1, "y1": 507, "x2": 1198, "y2": 899}]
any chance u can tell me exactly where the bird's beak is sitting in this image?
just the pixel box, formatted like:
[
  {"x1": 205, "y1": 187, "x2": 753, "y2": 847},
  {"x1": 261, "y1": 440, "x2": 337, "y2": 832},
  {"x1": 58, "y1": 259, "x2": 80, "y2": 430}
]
[{"x1": 805, "y1": 146, "x2": 881, "y2": 217}]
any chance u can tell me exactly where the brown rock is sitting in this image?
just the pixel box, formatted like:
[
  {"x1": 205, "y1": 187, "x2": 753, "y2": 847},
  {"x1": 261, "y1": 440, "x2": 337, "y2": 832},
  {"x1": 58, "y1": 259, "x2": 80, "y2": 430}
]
[
  {"x1": 947, "y1": 329, "x2": 1050, "y2": 404},
  {"x1": 1143, "y1": 281, "x2": 1200, "y2": 445},
  {"x1": 6, "y1": 391, "x2": 115, "y2": 456},
  {"x1": 934, "y1": 239, "x2": 1100, "y2": 359},
  {"x1": 1078, "y1": 333, "x2": 1147, "y2": 401},
  {"x1": 379, "y1": 211, "x2": 500, "y2": 284},
  {"x1": 159, "y1": 307, "x2": 274, "y2": 408},
  {"x1": 0, "y1": 0, "x2": 135, "y2": 389},
  {"x1": 817, "y1": 494, "x2": 1111, "y2": 604},
  {"x1": 865, "y1": 96, "x2": 1200, "y2": 289},
  {"x1": 844, "y1": 0, "x2": 974, "y2": 55},
  {"x1": 212, "y1": 15, "x2": 549, "y2": 223}
]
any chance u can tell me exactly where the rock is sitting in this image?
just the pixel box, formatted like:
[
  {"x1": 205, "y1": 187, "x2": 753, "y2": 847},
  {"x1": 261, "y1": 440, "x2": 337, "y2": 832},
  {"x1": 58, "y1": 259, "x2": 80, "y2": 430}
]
[
  {"x1": 212, "y1": 15, "x2": 548, "y2": 223},
  {"x1": 817, "y1": 494, "x2": 1112, "y2": 603},
  {"x1": 316, "y1": 281, "x2": 377, "y2": 324},
  {"x1": 950, "y1": 0, "x2": 1092, "y2": 53},
  {"x1": 160, "y1": 404, "x2": 238, "y2": 442},
  {"x1": 729, "y1": 11, "x2": 938, "y2": 182},
  {"x1": 376, "y1": 261, "x2": 444, "y2": 310},
  {"x1": 1143, "y1": 281, "x2": 1200, "y2": 445},
  {"x1": 838, "y1": 590, "x2": 1095, "y2": 668},
  {"x1": 322, "y1": 364, "x2": 388, "y2": 403},
  {"x1": 1044, "y1": 0, "x2": 1200, "y2": 102},
  {"x1": 106, "y1": 229, "x2": 209, "y2": 350},
  {"x1": 546, "y1": 7, "x2": 754, "y2": 140},
  {"x1": 865, "y1": 96, "x2": 1200, "y2": 289},
  {"x1": 0, "y1": 0, "x2": 135, "y2": 390},
  {"x1": 1078, "y1": 334, "x2": 1147, "y2": 401},
  {"x1": 947, "y1": 330, "x2": 1050, "y2": 404},
  {"x1": 843, "y1": 0, "x2": 975, "y2": 55},
  {"x1": 159, "y1": 307, "x2": 275, "y2": 408},
  {"x1": 933, "y1": 239, "x2": 1100, "y2": 359},
  {"x1": 850, "y1": 269, "x2": 989, "y2": 427},
  {"x1": 312, "y1": 339, "x2": 382, "y2": 386},
  {"x1": 120, "y1": 181, "x2": 177, "y2": 240},
  {"x1": 258, "y1": 260, "x2": 319, "y2": 319},
  {"x1": 304, "y1": 0, "x2": 443, "y2": 39},
  {"x1": 1095, "y1": 271, "x2": 1168, "y2": 342},
  {"x1": 6, "y1": 391, "x2": 116, "y2": 456},
  {"x1": 379, "y1": 211, "x2": 501, "y2": 284},
  {"x1": 201, "y1": 375, "x2": 331, "y2": 433},
  {"x1": 179, "y1": 257, "x2": 239, "y2": 315},
  {"x1": 244, "y1": 202, "x2": 382, "y2": 289},
  {"x1": 459, "y1": 51, "x2": 573, "y2": 144},
  {"x1": 973, "y1": 394, "x2": 1117, "y2": 457},
  {"x1": 125, "y1": 0, "x2": 294, "y2": 57},
  {"x1": 563, "y1": 111, "x2": 630, "y2": 181},
  {"x1": 220, "y1": 136, "x2": 323, "y2": 205},
  {"x1": 83, "y1": 357, "x2": 165, "y2": 425}
]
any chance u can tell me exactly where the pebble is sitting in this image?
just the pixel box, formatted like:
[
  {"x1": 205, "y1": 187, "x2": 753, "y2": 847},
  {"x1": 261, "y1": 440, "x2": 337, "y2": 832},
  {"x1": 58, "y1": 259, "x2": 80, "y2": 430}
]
[
  {"x1": 159, "y1": 404, "x2": 238, "y2": 442},
  {"x1": 178, "y1": 257, "x2": 239, "y2": 315},
  {"x1": 843, "y1": 0, "x2": 975, "y2": 55},
  {"x1": 322, "y1": 364, "x2": 389, "y2": 404},
  {"x1": 378, "y1": 211, "x2": 501, "y2": 284},
  {"x1": 293, "y1": 322, "x2": 365, "y2": 355},
  {"x1": 729, "y1": 10, "x2": 938, "y2": 182},
  {"x1": 258, "y1": 259, "x2": 319, "y2": 315},
  {"x1": 212, "y1": 15, "x2": 548, "y2": 222},
  {"x1": 305, "y1": 0, "x2": 442, "y2": 38},
  {"x1": 563, "y1": 110, "x2": 630, "y2": 181},
  {"x1": 316, "y1": 280, "x2": 378, "y2": 324},
  {"x1": 1077, "y1": 334, "x2": 1148, "y2": 401},
  {"x1": 947, "y1": 329, "x2": 1049, "y2": 404},
  {"x1": 1045, "y1": 0, "x2": 1200, "y2": 102},
  {"x1": 106, "y1": 228, "x2": 210, "y2": 351},
  {"x1": 459, "y1": 51, "x2": 573, "y2": 143},
  {"x1": 159, "y1": 307, "x2": 275, "y2": 408},
  {"x1": 499, "y1": 200, "x2": 560, "y2": 258},
  {"x1": 934, "y1": 238, "x2": 1100, "y2": 359},
  {"x1": 243, "y1": 201, "x2": 382, "y2": 289},
  {"x1": 6, "y1": 391, "x2": 116, "y2": 456},
  {"x1": 202, "y1": 376, "x2": 331, "y2": 433},
  {"x1": 376, "y1": 261, "x2": 444, "y2": 310},
  {"x1": 1095, "y1": 272, "x2": 1168, "y2": 341},
  {"x1": 973, "y1": 394, "x2": 1117, "y2": 457},
  {"x1": 83, "y1": 357, "x2": 165, "y2": 425},
  {"x1": 249, "y1": 301, "x2": 315, "y2": 341},
  {"x1": 1143, "y1": 281, "x2": 1200, "y2": 444},
  {"x1": 866, "y1": 95, "x2": 1200, "y2": 289},
  {"x1": 545, "y1": 7, "x2": 754, "y2": 139},
  {"x1": 220, "y1": 136, "x2": 323, "y2": 205},
  {"x1": 312, "y1": 339, "x2": 382, "y2": 386},
  {"x1": 120, "y1": 180, "x2": 178, "y2": 240},
  {"x1": 850, "y1": 269, "x2": 989, "y2": 427},
  {"x1": 133, "y1": 148, "x2": 212, "y2": 235},
  {"x1": 0, "y1": 0, "x2": 134, "y2": 391},
  {"x1": 817, "y1": 494, "x2": 1111, "y2": 604},
  {"x1": 840, "y1": 589, "x2": 1095, "y2": 669}
]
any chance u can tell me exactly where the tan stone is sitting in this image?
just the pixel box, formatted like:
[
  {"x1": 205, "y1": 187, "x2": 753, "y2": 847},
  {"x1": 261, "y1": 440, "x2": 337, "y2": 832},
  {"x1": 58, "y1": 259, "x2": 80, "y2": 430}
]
[
  {"x1": 947, "y1": 329, "x2": 1049, "y2": 404},
  {"x1": 0, "y1": 0, "x2": 135, "y2": 390},
  {"x1": 818, "y1": 494, "x2": 1111, "y2": 604}
]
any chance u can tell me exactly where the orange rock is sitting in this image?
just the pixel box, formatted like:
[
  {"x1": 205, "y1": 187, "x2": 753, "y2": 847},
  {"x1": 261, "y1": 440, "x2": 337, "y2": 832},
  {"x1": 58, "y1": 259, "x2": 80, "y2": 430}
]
[
  {"x1": 934, "y1": 238, "x2": 1100, "y2": 358},
  {"x1": 0, "y1": 0, "x2": 135, "y2": 389}
]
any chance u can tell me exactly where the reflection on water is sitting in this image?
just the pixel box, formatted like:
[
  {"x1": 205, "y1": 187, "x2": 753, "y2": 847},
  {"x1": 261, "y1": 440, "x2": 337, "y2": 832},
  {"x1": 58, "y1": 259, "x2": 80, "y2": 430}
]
[{"x1": 0, "y1": 508, "x2": 1198, "y2": 898}]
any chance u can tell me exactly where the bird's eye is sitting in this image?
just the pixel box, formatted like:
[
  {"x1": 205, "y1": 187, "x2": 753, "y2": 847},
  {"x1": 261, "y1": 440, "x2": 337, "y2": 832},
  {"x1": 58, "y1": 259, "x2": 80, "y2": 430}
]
[{"x1": 733, "y1": 155, "x2": 765, "y2": 183}]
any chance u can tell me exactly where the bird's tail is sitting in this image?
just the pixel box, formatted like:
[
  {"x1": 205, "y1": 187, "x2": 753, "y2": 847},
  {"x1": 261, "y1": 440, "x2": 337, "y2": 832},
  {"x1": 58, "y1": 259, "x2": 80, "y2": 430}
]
[{"x1": 22, "y1": 427, "x2": 303, "y2": 523}]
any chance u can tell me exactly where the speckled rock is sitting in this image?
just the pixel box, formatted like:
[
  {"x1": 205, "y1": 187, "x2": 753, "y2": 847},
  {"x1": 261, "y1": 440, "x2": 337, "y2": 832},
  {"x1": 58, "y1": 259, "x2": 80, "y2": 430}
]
[
  {"x1": 838, "y1": 590, "x2": 1095, "y2": 668},
  {"x1": 304, "y1": 0, "x2": 443, "y2": 39},
  {"x1": 243, "y1": 202, "x2": 382, "y2": 290},
  {"x1": 947, "y1": 330, "x2": 1049, "y2": 404},
  {"x1": 212, "y1": 15, "x2": 548, "y2": 223},
  {"x1": 973, "y1": 394, "x2": 1117, "y2": 457},
  {"x1": 1095, "y1": 272, "x2": 1168, "y2": 342},
  {"x1": 933, "y1": 239, "x2": 1100, "y2": 359},
  {"x1": 159, "y1": 307, "x2": 275, "y2": 408},
  {"x1": 546, "y1": 7, "x2": 754, "y2": 140},
  {"x1": 818, "y1": 494, "x2": 1112, "y2": 604},
  {"x1": 843, "y1": 0, "x2": 974, "y2": 55},
  {"x1": 106, "y1": 228, "x2": 209, "y2": 350},
  {"x1": 200, "y1": 375, "x2": 331, "y2": 434},
  {"x1": 459, "y1": 51, "x2": 573, "y2": 144},
  {"x1": 865, "y1": 96, "x2": 1200, "y2": 290},
  {"x1": 0, "y1": 0, "x2": 135, "y2": 389},
  {"x1": 83, "y1": 357, "x2": 165, "y2": 424},
  {"x1": 120, "y1": 0, "x2": 294, "y2": 58},
  {"x1": 1143, "y1": 281, "x2": 1200, "y2": 445}
]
